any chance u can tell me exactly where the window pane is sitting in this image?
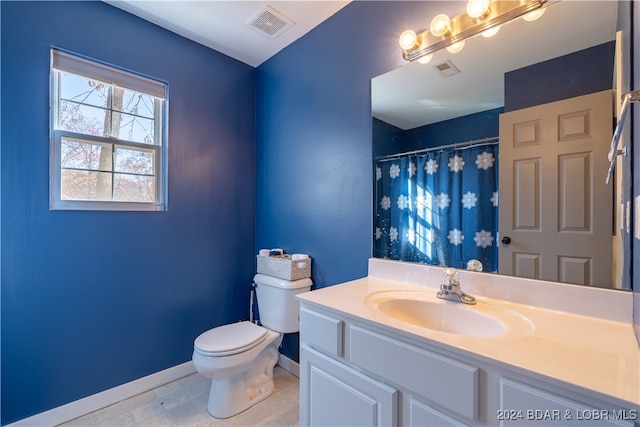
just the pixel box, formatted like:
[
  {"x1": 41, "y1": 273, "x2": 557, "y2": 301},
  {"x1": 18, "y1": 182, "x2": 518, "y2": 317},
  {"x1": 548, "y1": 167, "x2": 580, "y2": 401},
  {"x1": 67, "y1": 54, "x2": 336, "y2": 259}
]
[
  {"x1": 61, "y1": 137, "x2": 112, "y2": 171},
  {"x1": 51, "y1": 50, "x2": 166, "y2": 211},
  {"x1": 114, "y1": 146, "x2": 154, "y2": 175},
  {"x1": 114, "y1": 174, "x2": 155, "y2": 202},
  {"x1": 114, "y1": 87, "x2": 155, "y2": 119},
  {"x1": 61, "y1": 170, "x2": 112, "y2": 201},
  {"x1": 111, "y1": 112, "x2": 155, "y2": 144},
  {"x1": 59, "y1": 101, "x2": 108, "y2": 136},
  {"x1": 59, "y1": 72, "x2": 110, "y2": 109}
]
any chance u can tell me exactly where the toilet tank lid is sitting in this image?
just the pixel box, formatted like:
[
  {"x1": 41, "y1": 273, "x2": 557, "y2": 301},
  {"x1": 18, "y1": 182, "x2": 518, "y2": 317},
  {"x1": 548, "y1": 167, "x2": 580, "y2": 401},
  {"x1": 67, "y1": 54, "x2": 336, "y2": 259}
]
[{"x1": 253, "y1": 273, "x2": 312, "y2": 289}]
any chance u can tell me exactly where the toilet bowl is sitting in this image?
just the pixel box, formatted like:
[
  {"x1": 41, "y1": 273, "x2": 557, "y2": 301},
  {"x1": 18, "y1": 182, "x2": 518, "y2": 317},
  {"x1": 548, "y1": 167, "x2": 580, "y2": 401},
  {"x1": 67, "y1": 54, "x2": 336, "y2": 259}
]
[
  {"x1": 192, "y1": 273, "x2": 312, "y2": 418},
  {"x1": 192, "y1": 321, "x2": 282, "y2": 418}
]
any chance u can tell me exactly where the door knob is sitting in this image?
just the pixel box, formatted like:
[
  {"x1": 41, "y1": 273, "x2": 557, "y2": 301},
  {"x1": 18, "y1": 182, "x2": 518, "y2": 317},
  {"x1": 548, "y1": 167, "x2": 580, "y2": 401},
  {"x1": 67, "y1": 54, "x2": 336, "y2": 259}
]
[{"x1": 501, "y1": 236, "x2": 511, "y2": 245}]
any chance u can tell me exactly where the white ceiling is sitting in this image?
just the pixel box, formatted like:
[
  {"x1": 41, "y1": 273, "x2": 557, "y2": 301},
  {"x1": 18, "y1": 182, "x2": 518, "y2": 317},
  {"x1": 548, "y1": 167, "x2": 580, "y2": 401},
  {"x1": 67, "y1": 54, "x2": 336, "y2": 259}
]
[
  {"x1": 372, "y1": 1, "x2": 619, "y2": 130},
  {"x1": 103, "y1": 1, "x2": 619, "y2": 130},
  {"x1": 104, "y1": 0, "x2": 351, "y2": 67}
]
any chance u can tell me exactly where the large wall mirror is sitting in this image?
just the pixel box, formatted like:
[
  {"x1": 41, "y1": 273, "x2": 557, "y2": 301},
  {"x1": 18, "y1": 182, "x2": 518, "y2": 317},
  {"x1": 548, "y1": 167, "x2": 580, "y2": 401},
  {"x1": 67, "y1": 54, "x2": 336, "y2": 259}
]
[{"x1": 372, "y1": 1, "x2": 632, "y2": 291}]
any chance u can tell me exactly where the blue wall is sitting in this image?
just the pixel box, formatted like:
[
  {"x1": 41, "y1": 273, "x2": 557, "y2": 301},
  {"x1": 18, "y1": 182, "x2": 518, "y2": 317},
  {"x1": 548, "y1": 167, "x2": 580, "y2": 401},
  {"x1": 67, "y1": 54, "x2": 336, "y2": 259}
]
[
  {"x1": 373, "y1": 109, "x2": 503, "y2": 158},
  {"x1": 255, "y1": 1, "x2": 461, "y2": 289},
  {"x1": 255, "y1": 1, "x2": 636, "y2": 359},
  {"x1": 2, "y1": 0, "x2": 638, "y2": 423},
  {"x1": 406, "y1": 108, "x2": 502, "y2": 152},
  {"x1": 504, "y1": 42, "x2": 616, "y2": 112},
  {"x1": 255, "y1": 1, "x2": 461, "y2": 360},
  {"x1": 1, "y1": 2, "x2": 256, "y2": 424},
  {"x1": 373, "y1": 42, "x2": 615, "y2": 160},
  {"x1": 373, "y1": 117, "x2": 405, "y2": 158}
]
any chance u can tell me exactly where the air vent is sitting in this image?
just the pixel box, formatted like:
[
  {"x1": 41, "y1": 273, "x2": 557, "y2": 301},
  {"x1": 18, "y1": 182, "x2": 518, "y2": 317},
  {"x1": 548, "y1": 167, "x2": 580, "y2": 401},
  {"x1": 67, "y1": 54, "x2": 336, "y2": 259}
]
[
  {"x1": 245, "y1": 5, "x2": 294, "y2": 39},
  {"x1": 433, "y1": 60, "x2": 461, "y2": 78}
]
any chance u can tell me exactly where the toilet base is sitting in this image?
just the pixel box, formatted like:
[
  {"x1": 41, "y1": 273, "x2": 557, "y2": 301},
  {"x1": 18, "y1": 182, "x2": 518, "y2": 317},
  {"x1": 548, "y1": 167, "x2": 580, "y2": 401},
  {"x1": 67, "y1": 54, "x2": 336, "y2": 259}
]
[{"x1": 205, "y1": 341, "x2": 280, "y2": 418}]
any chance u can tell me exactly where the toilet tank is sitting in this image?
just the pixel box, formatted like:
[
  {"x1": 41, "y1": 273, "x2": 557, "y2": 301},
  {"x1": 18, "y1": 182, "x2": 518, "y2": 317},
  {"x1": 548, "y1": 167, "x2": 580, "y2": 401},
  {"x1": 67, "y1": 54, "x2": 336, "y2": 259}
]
[{"x1": 253, "y1": 273, "x2": 312, "y2": 333}]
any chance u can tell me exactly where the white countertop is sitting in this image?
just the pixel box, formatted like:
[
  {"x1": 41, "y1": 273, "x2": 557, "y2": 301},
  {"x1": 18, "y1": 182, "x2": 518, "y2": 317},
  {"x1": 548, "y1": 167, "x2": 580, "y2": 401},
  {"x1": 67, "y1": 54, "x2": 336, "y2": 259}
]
[{"x1": 297, "y1": 259, "x2": 640, "y2": 409}]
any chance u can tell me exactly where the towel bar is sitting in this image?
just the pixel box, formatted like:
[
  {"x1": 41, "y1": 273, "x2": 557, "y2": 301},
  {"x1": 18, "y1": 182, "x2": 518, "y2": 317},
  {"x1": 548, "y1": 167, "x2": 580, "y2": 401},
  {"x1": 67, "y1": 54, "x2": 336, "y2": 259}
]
[{"x1": 606, "y1": 89, "x2": 640, "y2": 186}]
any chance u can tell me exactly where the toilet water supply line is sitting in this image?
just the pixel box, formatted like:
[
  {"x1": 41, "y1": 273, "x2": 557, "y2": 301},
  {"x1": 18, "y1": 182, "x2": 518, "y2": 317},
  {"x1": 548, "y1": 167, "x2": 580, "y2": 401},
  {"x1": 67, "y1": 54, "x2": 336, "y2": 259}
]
[
  {"x1": 606, "y1": 89, "x2": 640, "y2": 185},
  {"x1": 250, "y1": 285, "x2": 255, "y2": 323}
]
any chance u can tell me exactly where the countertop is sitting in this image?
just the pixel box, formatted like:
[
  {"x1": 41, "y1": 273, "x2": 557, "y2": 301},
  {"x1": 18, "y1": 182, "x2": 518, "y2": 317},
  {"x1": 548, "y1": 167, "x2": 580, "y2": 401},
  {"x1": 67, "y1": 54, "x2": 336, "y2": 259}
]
[{"x1": 297, "y1": 274, "x2": 640, "y2": 409}]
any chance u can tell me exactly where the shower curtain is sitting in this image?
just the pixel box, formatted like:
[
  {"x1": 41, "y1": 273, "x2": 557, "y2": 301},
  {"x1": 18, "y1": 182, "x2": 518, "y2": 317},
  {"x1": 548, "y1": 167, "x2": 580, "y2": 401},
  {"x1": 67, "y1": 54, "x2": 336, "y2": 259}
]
[{"x1": 374, "y1": 143, "x2": 498, "y2": 272}]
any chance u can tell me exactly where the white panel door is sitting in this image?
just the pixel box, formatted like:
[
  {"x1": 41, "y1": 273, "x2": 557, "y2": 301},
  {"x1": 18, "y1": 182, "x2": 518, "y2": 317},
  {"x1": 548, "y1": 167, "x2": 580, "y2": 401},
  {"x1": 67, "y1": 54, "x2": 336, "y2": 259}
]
[{"x1": 499, "y1": 90, "x2": 613, "y2": 286}]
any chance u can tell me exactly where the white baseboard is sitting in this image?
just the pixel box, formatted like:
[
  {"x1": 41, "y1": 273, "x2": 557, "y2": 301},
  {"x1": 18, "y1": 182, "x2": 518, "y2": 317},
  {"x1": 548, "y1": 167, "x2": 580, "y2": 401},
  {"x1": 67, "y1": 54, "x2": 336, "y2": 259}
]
[
  {"x1": 277, "y1": 353, "x2": 300, "y2": 378},
  {"x1": 7, "y1": 361, "x2": 196, "y2": 427}
]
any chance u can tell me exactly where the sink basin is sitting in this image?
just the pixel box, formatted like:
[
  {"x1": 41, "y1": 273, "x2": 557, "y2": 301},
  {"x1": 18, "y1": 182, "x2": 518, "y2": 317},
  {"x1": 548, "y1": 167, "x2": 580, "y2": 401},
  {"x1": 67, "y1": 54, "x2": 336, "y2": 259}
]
[{"x1": 365, "y1": 290, "x2": 533, "y2": 338}]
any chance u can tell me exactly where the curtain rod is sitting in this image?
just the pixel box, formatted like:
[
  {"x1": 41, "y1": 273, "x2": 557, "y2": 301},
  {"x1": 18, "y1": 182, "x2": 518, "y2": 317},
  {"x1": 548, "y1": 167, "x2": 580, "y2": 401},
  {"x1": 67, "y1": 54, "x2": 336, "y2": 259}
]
[{"x1": 375, "y1": 136, "x2": 499, "y2": 161}]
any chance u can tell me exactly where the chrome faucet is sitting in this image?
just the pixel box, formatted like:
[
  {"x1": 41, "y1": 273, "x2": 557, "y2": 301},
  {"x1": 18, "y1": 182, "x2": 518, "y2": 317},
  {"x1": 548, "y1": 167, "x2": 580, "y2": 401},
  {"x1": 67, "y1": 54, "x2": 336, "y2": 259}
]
[{"x1": 437, "y1": 268, "x2": 476, "y2": 305}]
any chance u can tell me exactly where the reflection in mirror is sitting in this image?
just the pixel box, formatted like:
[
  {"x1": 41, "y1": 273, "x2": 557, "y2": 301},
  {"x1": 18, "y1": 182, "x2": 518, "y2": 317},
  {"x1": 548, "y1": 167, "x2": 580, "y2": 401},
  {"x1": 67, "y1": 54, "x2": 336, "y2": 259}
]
[{"x1": 372, "y1": 1, "x2": 631, "y2": 290}]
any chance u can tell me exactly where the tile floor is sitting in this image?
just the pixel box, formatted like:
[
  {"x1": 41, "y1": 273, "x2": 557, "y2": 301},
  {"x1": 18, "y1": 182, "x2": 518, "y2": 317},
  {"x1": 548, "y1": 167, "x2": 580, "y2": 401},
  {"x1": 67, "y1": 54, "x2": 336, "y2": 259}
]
[{"x1": 58, "y1": 367, "x2": 299, "y2": 427}]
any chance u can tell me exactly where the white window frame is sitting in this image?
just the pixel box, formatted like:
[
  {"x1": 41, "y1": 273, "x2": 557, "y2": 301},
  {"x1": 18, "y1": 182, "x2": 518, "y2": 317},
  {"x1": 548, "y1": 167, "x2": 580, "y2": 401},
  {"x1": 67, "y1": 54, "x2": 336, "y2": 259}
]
[{"x1": 50, "y1": 48, "x2": 168, "y2": 211}]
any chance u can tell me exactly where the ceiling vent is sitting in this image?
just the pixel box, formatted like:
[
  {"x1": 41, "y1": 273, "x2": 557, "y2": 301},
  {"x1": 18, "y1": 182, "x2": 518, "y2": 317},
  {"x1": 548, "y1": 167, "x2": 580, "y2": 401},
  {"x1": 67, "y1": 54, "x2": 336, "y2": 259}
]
[
  {"x1": 433, "y1": 60, "x2": 461, "y2": 78},
  {"x1": 245, "y1": 5, "x2": 294, "y2": 39}
]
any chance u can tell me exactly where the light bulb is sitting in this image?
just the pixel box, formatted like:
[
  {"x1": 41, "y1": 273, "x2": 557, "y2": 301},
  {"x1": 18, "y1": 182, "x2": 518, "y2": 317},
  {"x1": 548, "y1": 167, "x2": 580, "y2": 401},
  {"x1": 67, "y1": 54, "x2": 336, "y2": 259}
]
[
  {"x1": 399, "y1": 30, "x2": 418, "y2": 50},
  {"x1": 417, "y1": 54, "x2": 433, "y2": 65},
  {"x1": 523, "y1": 8, "x2": 545, "y2": 22},
  {"x1": 481, "y1": 26, "x2": 500, "y2": 38},
  {"x1": 446, "y1": 40, "x2": 465, "y2": 54},
  {"x1": 430, "y1": 14, "x2": 451, "y2": 37},
  {"x1": 466, "y1": 0, "x2": 490, "y2": 19}
]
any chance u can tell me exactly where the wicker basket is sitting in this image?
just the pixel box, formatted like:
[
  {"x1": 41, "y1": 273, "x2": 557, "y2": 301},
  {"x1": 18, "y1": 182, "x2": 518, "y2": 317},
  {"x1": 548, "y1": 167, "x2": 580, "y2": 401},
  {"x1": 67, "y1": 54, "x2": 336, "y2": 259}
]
[{"x1": 256, "y1": 255, "x2": 311, "y2": 280}]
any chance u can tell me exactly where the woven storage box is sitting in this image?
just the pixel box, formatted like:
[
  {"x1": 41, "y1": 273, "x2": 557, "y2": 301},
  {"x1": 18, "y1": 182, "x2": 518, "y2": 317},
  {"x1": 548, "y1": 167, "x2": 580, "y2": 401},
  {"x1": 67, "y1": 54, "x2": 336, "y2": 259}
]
[{"x1": 256, "y1": 255, "x2": 311, "y2": 280}]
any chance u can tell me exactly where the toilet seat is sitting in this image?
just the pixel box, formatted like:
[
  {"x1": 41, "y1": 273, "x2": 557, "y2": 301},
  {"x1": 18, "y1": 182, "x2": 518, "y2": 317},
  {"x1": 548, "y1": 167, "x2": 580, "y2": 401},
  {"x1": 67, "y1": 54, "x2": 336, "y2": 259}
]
[{"x1": 194, "y1": 321, "x2": 268, "y2": 357}]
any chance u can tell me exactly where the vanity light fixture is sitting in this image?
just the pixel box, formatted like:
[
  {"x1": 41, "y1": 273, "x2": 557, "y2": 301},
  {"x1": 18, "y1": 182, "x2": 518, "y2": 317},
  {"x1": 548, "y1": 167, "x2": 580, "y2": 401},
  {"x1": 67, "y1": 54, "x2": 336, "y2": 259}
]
[
  {"x1": 466, "y1": 0, "x2": 491, "y2": 19},
  {"x1": 522, "y1": 7, "x2": 546, "y2": 21},
  {"x1": 430, "y1": 14, "x2": 452, "y2": 37},
  {"x1": 481, "y1": 26, "x2": 500, "y2": 38},
  {"x1": 400, "y1": 0, "x2": 552, "y2": 62},
  {"x1": 417, "y1": 53, "x2": 434, "y2": 64},
  {"x1": 398, "y1": 29, "x2": 419, "y2": 51},
  {"x1": 446, "y1": 40, "x2": 466, "y2": 54}
]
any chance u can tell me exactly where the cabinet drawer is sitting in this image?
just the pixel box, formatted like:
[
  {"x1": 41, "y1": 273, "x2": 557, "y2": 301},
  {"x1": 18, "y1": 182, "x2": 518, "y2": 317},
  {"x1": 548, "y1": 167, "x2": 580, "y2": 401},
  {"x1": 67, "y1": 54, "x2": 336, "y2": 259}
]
[
  {"x1": 350, "y1": 325, "x2": 479, "y2": 421},
  {"x1": 300, "y1": 307, "x2": 344, "y2": 357},
  {"x1": 500, "y1": 378, "x2": 635, "y2": 427}
]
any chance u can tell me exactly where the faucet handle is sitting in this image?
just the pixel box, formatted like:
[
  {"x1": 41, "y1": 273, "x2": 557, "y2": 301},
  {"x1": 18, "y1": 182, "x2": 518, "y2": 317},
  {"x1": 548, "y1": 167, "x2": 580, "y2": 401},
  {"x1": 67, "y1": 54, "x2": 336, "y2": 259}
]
[
  {"x1": 438, "y1": 268, "x2": 476, "y2": 305},
  {"x1": 443, "y1": 268, "x2": 460, "y2": 286}
]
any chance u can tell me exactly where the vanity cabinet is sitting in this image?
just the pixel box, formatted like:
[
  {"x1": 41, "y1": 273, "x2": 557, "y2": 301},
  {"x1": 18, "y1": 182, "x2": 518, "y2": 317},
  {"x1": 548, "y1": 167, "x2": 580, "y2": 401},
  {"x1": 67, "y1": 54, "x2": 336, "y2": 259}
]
[
  {"x1": 497, "y1": 379, "x2": 636, "y2": 427},
  {"x1": 299, "y1": 304, "x2": 637, "y2": 427},
  {"x1": 300, "y1": 343, "x2": 398, "y2": 426}
]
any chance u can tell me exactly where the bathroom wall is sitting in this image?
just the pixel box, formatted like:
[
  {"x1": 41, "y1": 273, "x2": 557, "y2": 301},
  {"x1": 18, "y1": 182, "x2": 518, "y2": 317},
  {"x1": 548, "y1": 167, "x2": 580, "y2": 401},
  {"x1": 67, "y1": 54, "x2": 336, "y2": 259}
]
[
  {"x1": 504, "y1": 41, "x2": 615, "y2": 112},
  {"x1": 255, "y1": 2, "x2": 463, "y2": 291},
  {"x1": 1, "y1": 2, "x2": 256, "y2": 424},
  {"x1": 255, "y1": 0, "x2": 472, "y2": 362},
  {"x1": 375, "y1": 107, "x2": 503, "y2": 158},
  {"x1": 1, "y1": 1, "x2": 637, "y2": 423},
  {"x1": 256, "y1": 0, "x2": 639, "y2": 359},
  {"x1": 372, "y1": 117, "x2": 405, "y2": 159},
  {"x1": 373, "y1": 41, "x2": 614, "y2": 159}
]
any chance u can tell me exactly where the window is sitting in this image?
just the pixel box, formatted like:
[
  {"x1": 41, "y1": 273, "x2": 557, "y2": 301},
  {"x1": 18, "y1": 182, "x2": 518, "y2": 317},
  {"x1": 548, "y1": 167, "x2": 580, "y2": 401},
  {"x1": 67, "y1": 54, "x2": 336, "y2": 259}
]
[{"x1": 50, "y1": 49, "x2": 167, "y2": 211}]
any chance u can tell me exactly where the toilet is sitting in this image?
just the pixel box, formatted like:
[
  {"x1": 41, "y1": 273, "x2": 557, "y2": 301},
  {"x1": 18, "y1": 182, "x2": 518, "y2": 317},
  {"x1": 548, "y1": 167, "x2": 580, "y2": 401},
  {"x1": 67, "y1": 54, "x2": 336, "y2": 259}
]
[{"x1": 192, "y1": 273, "x2": 312, "y2": 419}]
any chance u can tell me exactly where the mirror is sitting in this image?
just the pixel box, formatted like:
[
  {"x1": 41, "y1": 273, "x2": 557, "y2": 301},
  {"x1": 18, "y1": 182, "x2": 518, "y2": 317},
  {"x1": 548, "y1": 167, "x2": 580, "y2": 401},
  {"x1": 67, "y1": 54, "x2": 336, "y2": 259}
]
[{"x1": 372, "y1": 1, "x2": 631, "y2": 290}]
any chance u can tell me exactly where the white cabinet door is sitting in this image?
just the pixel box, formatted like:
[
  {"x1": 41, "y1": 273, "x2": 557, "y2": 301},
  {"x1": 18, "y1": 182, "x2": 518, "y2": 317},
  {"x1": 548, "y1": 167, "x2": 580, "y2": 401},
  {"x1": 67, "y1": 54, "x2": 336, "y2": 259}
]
[
  {"x1": 300, "y1": 343, "x2": 398, "y2": 427},
  {"x1": 499, "y1": 378, "x2": 635, "y2": 427},
  {"x1": 408, "y1": 396, "x2": 469, "y2": 427}
]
